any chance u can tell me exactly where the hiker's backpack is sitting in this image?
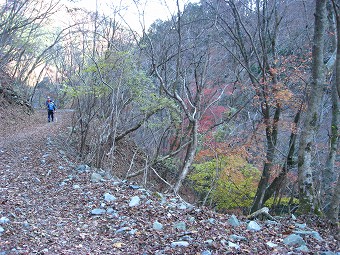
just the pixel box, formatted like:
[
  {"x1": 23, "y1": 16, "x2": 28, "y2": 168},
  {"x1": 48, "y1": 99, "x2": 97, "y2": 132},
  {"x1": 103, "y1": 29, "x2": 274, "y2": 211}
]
[{"x1": 48, "y1": 102, "x2": 54, "y2": 111}]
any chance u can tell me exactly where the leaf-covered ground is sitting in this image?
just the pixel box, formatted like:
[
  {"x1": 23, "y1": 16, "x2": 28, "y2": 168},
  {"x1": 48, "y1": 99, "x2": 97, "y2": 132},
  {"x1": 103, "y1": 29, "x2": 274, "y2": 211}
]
[{"x1": 0, "y1": 109, "x2": 339, "y2": 255}]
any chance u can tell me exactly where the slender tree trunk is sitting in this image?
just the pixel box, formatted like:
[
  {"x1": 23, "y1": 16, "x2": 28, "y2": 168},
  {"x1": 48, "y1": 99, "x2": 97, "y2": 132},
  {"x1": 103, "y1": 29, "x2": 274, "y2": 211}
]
[
  {"x1": 251, "y1": 105, "x2": 280, "y2": 212},
  {"x1": 323, "y1": 79, "x2": 339, "y2": 214},
  {"x1": 263, "y1": 108, "x2": 301, "y2": 203},
  {"x1": 173, "y1": 120, "x2": 198, "y2": 194},
  {"x1": 327, "y1": 173, "x2": 340, "y2": 223},
  {"x1": 298, "y1": 0, "x2": 327, "y2": 214}
]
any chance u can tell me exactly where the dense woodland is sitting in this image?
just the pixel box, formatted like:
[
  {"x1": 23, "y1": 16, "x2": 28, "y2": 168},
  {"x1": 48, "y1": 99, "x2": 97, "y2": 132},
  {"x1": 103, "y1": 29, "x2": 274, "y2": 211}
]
[{"x1": 0, "y1": 0, "x2": 339, "y2": 224}]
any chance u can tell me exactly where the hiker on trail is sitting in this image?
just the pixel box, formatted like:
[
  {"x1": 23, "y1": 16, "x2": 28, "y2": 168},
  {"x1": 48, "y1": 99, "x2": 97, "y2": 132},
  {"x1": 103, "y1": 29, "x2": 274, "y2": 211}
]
[{"x1": 46, "y1": 96, "x2": 56, "y2": 122}]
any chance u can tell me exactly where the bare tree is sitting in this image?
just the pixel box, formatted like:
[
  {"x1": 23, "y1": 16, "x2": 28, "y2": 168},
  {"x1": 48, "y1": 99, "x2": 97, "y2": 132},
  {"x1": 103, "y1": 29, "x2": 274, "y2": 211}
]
[{"x1": 297, "y1": 0, "x2": 327, "y2": 214}]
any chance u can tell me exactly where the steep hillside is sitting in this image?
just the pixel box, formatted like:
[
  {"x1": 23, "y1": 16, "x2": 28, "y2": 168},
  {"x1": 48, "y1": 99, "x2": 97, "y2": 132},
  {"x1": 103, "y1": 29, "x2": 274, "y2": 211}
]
[{"x1": 0, "y1": 103, "x2": 339, "y2": 254}]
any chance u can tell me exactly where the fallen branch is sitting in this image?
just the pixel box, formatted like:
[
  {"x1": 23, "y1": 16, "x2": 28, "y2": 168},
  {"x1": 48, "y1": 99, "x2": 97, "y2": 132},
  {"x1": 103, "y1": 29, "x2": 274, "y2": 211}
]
[{"x1": 247, "y1": 207, "x2": 276, "y2": 221}]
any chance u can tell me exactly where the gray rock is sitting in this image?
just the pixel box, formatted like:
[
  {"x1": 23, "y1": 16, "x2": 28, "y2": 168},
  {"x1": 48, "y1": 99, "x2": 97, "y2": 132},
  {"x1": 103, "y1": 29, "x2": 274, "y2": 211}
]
[
  {"x1": 188, "y1": 216, "x2": 196, "y2": 223},
  {"x1": 0, "y1": 217, "x2": 10, "y2": 224},
  {"x1": 180, "y1": 235, "x2": 193, "y2": 242},
  {"x1": 91, "y1": 208, "x2": 106, "y2": 215},
  {"x1": 247, "y1": 221, "x2": 261, "y2": 231},
  {"x1": 319, "y1": 252, "x2": 337, "y2": 255},
  {"x1": 291, "y1": 214, "x2": 297, "y2": 220},
  {"x1": 228, "y1": 241, "x2": 240, "y2": 249},
  {"x1": 283, "y1": 234, "x2": 306, "y2": 247},
  {"x1": 106, "y1": 208, "x2": 116, "y2": 214},
  {"x1": 23, "y1": 221, "x2": 30, "y2": 228},
  {"x1": 129, "y1": 229, "x2": 138, "y2": 235},
  {"x1": 293, "y1": 230, "x2": 323, "y2": 241},
  {"x1": 266, "y1": 241, "x2": 278, "y2": 248},
  {"x1": 76, "y1": 164, "x2": 90, "y2": 173},
  {"x1": 207, "y1": 218, "x2": 216, "y2": 224},
  {"x1": 116, "y1": 227, "x2": 130, "y2": 234},
  {"x1": 201, "y1": 251, "x2": 212, "y2": 255},
  {"x1": 129, "y1": 185, "x2": 140, "y2": 189},
  {"x1": 104, "y1": 193, "x2": 116, "y2": 202},
  {"x1": 58, "y1": 166, "x2": 64, "y2": 170},
  {"x1": 228, "y1": 214, "x2": 240, "y2": 227},
  {"x1": 204, "y1": 240, "x2": 214, "y2": 247},
  {"x1": 171, "y1": 241, "x2": 189, "y2": 247},
  {"x1": 173, "y1": 221, "x2": 186, "y2": 231},
  {"x1": 153, "y1": 221, "x2": 163, "y2": 230},
  {"x1": 91, "y1": 172, "x2": 102, "y2": 182},
  {"x1": 296, "y1": 245, "x2": 309, "y2": 252},
  {"x1": 0, "y1": 226, "x2": 4, "y2": 233},
  {"x1": 73, "y1": 184, "x2": 81, "y2": 189},
  {"x1": 295, "y1": 223, "x2": 307, "y2": 229},
  {"x1": 129, "y1": 196, "x2": 141, "y2": 207},
  {"x1": 229, "y1": 234, "x2": 247, "y2": 241},
  {"x1": 178, "y1": 203, "x2": 187, "y2": 210}
]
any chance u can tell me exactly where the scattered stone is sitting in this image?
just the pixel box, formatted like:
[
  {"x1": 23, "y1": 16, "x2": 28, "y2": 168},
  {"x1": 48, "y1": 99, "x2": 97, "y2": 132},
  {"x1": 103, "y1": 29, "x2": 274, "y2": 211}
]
[
  {"x1": 73, "y1": 184, "x2": 80, "y2": 189},
  {"x1": 76, "y1": 164, "x2": 90, "y2": 173},
  {"x1": 188, "y1": 216, "x2": 196, "y2": 223},
  {"x1": 228, "y1": 214, "x2": 240, "y2": 227},
  {"x1": 178, "y1": 203, "x2": 187, "y2": 210},
  {"x1": 153, "y1": 221, "x2": 163, "y2": 230},
  {"x1": 247, "y1": 221, "x2": 261, "y2": 231},
  {"x1": 0, "y1": 226, "x2": 4, "y2": 233},
  {"x1": 104, "y1": 193, "x2": 116, "y2": 202},
  {"x1": 207, "y1": 218, "x2": 216, "y2": 224},
  {"x1": 204, "y1": 240, "x2": 214, "y2": 247},
  {"x1": 106, "y1": 208, "x2": 115, "y2": 214},
  {"x1": 296, "y1": 245, "x2": 309, "y2": 252},
  {"x1": 283, "y1": 234, "x2": 306, "y2": 247},
  {"x1": 180, "y1": 235, "x2": 193, "y2": 242},
  {"x1": 91, "y1": 208, "x2": 106, "y2": 215},
  {"x1": 58, "y1": 166, "x2": 64, "y2": 170},
  {"x1": 116, "y1": 227, "x2": 130, "y2": 234},
  {"x1": 171, "y1": 241, "x2": 189, "y2": 248},
  {"x1": 91, "y1": 172, "x2": 102, "y2": 182},
  {"x1": 291, "y1": 214, "x2": 297, "y2": 220},
  {"x1": 0, "y1": 217, "x2": 10, "y2": 224},
  {"x1": 293, "y1": 230, "x2": 323, "y2": 241},
  {"x1": 173, "y1": 221, "x2": 186, "y2": 231},
  {"x1": 129, "y1": 196, "x2": 140, "y2": 207},
  {"x1": 129, "y1": 185, "x2": 140, "y2": 190},
  {"x1": 229, "y1": 234, "x2": 247, "y2": 241},
  {"x1": 295, "y1": 223, "x2": 307, "y2": 229},
  {"x1": 129, "y1": 229, "x2": 138, "y2": 235},
  {"x1": 266, "y1": 241, "x2": 278, "y2": 248},
  {"x1": 228, "y1": 241, "x2": 240, "y2": 249},
  {"x1": 201, "y1": 251, "x2": 212, "y2": 255},
  {"x1": 23, "y1": 221, "x2": 30, "y2": 228}
]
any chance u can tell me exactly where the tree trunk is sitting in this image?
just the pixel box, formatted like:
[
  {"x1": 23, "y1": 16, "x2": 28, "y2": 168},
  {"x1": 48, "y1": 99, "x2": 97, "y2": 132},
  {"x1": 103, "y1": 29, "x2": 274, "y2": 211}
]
[
  {"x1": 322, "y1": 79, "x2": 339, "y2": 213},
  {"x1": 327, "y1": 173, "x2": 340, "y2": 223},
  {"x1": 297, "y1": 0, "x2": 327, "y2": 214},
  {"x1": 173, "y1": 120, "x2": 198, "y2": 194},
  {"x1": 263, "y1": 108, "x2": 301, "y2": 204},
  {"x1": 251, "y1": 105, "x2": 280, "y2": 212}
]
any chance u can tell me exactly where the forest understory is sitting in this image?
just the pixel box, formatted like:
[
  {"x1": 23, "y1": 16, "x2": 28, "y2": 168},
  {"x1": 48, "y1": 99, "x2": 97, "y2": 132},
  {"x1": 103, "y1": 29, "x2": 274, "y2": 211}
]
[{"x1": 0, "y1": 98, "x2": 339, "y2": 255}]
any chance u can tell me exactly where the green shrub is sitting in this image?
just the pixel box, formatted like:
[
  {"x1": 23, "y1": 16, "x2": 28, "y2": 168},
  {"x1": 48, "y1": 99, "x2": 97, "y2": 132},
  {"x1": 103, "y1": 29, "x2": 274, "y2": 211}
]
[{"x1": 189, "y1": 155, "x2": 260, "y2": 211}]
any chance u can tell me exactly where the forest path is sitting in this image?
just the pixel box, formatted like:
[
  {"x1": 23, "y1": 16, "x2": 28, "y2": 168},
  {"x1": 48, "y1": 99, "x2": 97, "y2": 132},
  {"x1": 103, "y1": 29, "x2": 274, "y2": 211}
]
[{"x1": 0, "y1": 109, "x2": 91, "y2": 253}]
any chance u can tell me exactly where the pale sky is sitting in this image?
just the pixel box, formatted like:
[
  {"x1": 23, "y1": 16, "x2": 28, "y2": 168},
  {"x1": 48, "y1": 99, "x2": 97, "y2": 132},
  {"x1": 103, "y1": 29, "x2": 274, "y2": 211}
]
[{"x1": 65, "y1": 0, "x2": 200, "y2": 31}]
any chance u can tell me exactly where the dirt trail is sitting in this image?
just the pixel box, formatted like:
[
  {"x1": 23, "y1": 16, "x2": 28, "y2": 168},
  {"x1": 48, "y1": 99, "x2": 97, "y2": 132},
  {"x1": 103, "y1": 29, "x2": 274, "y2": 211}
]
[{"x1": 0, "y1": 109, "x2": 72, "y2": 148}]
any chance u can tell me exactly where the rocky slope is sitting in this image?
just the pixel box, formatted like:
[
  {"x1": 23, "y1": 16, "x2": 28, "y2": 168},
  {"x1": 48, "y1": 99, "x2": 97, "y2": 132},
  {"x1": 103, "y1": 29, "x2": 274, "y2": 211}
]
[{"x1": 0, "y1": 109, "x2": 339, "y2": 255}]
